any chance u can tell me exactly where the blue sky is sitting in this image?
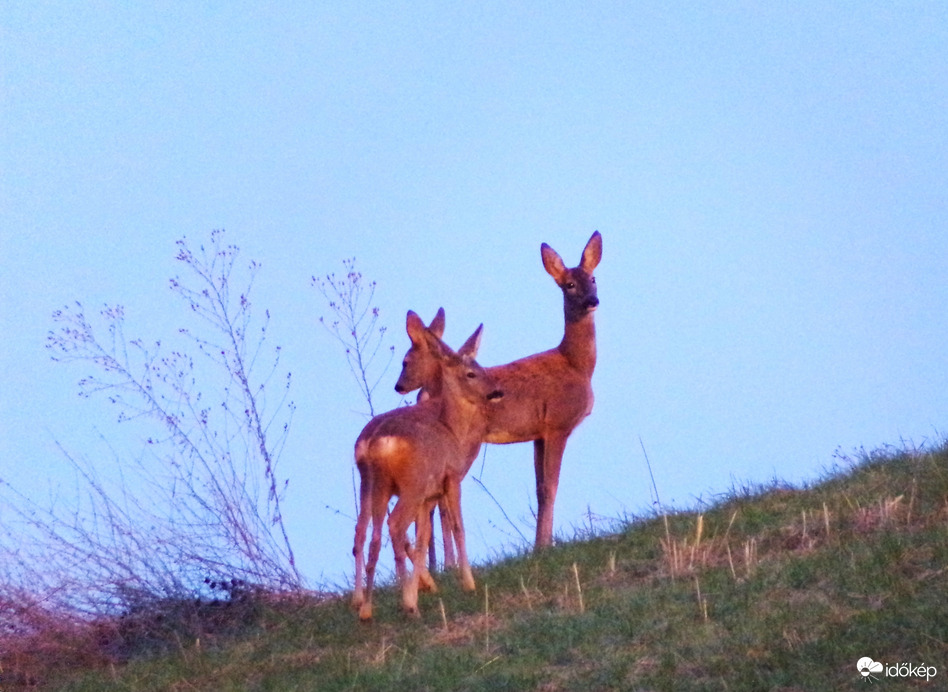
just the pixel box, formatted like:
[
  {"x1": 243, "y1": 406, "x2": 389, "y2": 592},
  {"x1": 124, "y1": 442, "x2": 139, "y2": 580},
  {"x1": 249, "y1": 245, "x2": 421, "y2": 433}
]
[{"x1": 2, "y1": 2, "x2": 947, "y2": 589}]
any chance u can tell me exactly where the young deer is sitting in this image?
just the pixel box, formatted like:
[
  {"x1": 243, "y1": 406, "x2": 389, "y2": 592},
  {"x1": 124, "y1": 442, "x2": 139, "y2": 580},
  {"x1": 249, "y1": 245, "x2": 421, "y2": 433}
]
[
  {"x1": 390, "y1": 308, "x2": 462, "y2": 571},
  {"x1": 398, "y1": 232, "x2": 602, "y2": 550},
  {"x1": 351, "y1": 311, "x2": 502, "y2": 620}
]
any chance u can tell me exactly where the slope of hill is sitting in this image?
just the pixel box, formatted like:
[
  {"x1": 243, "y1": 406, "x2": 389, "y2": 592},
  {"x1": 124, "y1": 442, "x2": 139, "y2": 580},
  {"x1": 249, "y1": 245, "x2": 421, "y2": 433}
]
[{"x1": 6, "y1": 442, "x2": 947, "y2": 690}]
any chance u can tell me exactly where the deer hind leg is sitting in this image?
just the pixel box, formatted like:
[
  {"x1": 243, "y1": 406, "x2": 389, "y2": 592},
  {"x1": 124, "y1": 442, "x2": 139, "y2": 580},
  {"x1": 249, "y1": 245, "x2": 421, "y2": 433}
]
[
  {"x1": 443, "y1": 477, "x2": 475, "y2": 591},
  {"x1": 534, "y1": 433, "x2": 569, "y2": 548},
  {"x1": 360, "y1": 485, "x2": 388, "y2": 621},
  {"x1": 351, "y1": 466, "x2": 372, "y2": 610}
]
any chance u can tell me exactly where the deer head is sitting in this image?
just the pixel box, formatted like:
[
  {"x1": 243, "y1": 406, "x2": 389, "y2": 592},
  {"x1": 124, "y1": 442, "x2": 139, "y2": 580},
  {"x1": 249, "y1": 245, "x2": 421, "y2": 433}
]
[
  {"x1": 394, "y1": 308, "x2": 446, "y2": 397},
  {"x1": 395, "y1": 308, "x2": 497, "y2": 402},
  {"x1": 419, "y1": 316, "x2": 503, "y2": 406},
  {"x1": 541, "y1": 230, "x2": 602, "y2": 324}
]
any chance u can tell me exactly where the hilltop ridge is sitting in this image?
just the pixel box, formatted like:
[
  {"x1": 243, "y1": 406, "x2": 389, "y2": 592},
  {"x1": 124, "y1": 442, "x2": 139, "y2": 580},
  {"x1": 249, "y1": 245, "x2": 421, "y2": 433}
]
[{"x1": 5, "y1": 442, "x2": 947, "y2": 690}]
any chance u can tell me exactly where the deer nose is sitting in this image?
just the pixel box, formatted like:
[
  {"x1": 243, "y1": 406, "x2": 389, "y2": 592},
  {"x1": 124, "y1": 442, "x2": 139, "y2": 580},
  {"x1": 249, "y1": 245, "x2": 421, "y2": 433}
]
[
  {"x1": 487, "y1": 389, "x2": 504, "y2": 401},
  {"x1": 585, "y1": 296, "x2": 600, "y2": 310},
  {"x1": 394, "y1": 383, "x2": 408, "y2": 394}
]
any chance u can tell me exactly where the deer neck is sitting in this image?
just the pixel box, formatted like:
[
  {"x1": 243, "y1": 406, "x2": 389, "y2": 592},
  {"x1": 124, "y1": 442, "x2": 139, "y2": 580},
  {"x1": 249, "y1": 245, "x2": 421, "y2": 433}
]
[
  {"x1": 423, "y1": 368, "x2": 444, "y2": 400},
  {"x1": 558, "y1": 311, "x2": 597, "y2": 376},
  {"x1": 438, "y1": 380, "x2": 483, "y2": 444}
]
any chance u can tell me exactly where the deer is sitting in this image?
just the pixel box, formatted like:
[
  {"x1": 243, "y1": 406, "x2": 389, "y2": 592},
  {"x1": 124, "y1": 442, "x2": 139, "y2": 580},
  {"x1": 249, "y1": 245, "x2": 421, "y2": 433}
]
[
  {"x1": 389, "y1": 307, "x2": 464, "y2": 571},
  {"x1": 397, "y1": 231, "x2": 602, "y2": 552},
  {"x1": 351, "y1": 311, "x2": 503, "y2": 621}
]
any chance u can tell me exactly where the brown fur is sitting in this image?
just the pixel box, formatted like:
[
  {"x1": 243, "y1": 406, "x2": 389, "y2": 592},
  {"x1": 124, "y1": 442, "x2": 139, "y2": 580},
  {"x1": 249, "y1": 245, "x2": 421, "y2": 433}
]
[
  {"x1": 351, "y1": 312, "x2": 501, "y2": 620},
  {"x1": 395, "y1": 232, "x2": 602, "y2": 550},
  {"x1": 393, "y1": 308, "x2": 463, "y2": 571}
]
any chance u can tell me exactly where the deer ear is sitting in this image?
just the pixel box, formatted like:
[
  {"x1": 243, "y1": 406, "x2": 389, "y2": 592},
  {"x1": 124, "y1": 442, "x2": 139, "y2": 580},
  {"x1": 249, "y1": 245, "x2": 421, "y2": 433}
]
[
  {"x1": 541, "y1": 243, "x2": 568, "y2": 283},
  {"x1": 406, "y1": 310, "x2": 427, "y2": 345},
  {"x1": 458, "y1": 324, "x2": 483, "y2": 358},
  {"x1": 422, "y1": 327, "x2": 454, "y2": 360},
  {"x1": 581, "y1": 231, "x2": 602, "y2": 273},
  {"x1": 428, "y1": 307, "x2": 446, "y2": 339}
]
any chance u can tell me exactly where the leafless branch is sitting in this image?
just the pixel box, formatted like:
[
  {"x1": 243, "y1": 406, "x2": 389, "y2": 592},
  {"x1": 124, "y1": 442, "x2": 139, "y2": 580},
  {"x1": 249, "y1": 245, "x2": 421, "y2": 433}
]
[
  {"x1": 0, "y1": 229, "x2": 301, "y2": 622},
  {"x1": 312, "y1": 258, "x2": 394, "y2": 417}
]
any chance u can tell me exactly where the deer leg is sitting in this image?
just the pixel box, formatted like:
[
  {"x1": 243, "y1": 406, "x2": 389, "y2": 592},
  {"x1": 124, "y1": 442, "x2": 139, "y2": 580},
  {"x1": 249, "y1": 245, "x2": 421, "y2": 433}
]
[
  {"x1": 534, "y1": 433, "x2": 569, "y2": 548},
  {"x1": 439, "y1": 499, "x2": 458, "y2": 569},
  {"x1": 388, "y1": 498, "x2": 422, "y2": 617},
  {"x1": 360, "y1": 486, "x2": 388, "y2": 621},
  {"x1": 533, "y1": 439, "x2": 547, "y2": 547},
  {"x1": 413, "y1": 504, "x2": 437, "y2": 593},
  {"x1": 351, "y1": 467, "x2": 372, "y2": 610},
  {"x1": 427, "y1": 506, "x2": 438, "y2": 571},
  {"x1": 415, "y1": 499, "x2": 439, "y2": 594},
  {"x1": 444, "y1": 477, "x2": 475, "y2": 591},
  {"x1": 416, "y1": 515, "x2": 437, "y2": 586}
]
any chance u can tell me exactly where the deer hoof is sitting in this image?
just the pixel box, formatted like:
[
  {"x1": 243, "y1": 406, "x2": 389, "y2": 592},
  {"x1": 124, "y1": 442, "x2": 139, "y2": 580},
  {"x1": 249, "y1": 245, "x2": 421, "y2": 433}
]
[{"x1": 419, "y1": 572, "x2": 438, "y2": 593}]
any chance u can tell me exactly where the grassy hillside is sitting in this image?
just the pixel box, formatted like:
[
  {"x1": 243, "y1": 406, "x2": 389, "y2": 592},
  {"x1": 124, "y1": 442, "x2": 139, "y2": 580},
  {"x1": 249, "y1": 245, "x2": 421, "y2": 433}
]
[{"x1": 6, "y1": 443, "x2": 948, "y2": 690}]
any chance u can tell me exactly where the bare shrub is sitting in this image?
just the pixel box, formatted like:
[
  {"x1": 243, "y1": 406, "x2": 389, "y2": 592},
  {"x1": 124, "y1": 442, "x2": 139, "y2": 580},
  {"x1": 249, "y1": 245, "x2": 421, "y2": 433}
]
[
  {"x1": 312, "y1": 258, "x2": 394, "y2": 417},
  {"x1": 0, "y1": 230, "x2": 301, "y2": 626}
]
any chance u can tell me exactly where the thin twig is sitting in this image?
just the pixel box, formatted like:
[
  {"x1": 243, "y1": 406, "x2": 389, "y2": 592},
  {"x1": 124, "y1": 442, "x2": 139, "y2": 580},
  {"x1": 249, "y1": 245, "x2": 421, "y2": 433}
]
[
  {"x1": 471, "y1": 476, "x2": 529, "y2": 545},
  {"x1": 640, "y1": 436, "x2": 662, "y2": 510}
]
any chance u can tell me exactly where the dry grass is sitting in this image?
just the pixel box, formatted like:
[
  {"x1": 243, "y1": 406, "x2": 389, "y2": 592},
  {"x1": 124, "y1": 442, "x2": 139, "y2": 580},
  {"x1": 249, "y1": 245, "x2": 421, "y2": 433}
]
[
  {"x1": 0, "y1": 595, "x2": 108, "y2": 688},
  {"x1": 3, "y1": 442, "x2": 947, "y2": 690}
]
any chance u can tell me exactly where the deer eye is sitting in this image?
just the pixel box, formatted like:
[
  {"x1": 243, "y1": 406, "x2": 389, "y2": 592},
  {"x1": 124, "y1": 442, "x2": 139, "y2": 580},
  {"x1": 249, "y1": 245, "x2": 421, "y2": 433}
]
[
  {"x1": 565, "y1": 282, "x2": 576, "y2": 290},
  {"x1": 591, "y1": 276, "x2": 596, "y2": 284},
  {"x1": 466, "y1": 371, "x2": 476, "y2": 379}
]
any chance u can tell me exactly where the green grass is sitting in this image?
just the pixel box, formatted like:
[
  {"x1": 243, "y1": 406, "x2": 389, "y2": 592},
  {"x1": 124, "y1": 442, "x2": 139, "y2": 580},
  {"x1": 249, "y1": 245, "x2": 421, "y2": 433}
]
[{"x1": 9, "y1": 442, "x2": 948, "y2": 691}]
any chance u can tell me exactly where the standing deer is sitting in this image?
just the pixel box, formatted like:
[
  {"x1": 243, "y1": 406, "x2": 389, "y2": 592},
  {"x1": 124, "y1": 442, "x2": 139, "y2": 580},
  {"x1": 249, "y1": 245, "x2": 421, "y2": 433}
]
[
  {"x1": 398, "y1": 232, "x2": 602, "y2": 550},
  {"x1": 351, "y1": 311, "x2": 502, "y2": 620},
  {"x1": 390, "y1": 308, "x2": 462, "y2": 571}
]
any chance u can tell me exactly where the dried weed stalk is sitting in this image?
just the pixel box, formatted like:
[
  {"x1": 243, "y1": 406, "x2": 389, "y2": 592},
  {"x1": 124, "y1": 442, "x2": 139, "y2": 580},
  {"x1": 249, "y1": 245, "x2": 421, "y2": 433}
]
[
  {"x1": 0, "y1": 230, "x2": 301, "y2": 622},
  {"x1": 311, "y1": 258, "x2": 393, "y2": 417}
]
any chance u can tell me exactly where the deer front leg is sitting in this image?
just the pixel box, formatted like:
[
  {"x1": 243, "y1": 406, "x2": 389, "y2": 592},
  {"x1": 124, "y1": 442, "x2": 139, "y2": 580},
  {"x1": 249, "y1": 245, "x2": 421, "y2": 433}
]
[
  {"x1": 388, "y1": 499, "x2": 419, "y2": 616},
  {"x1": 415, "y1": 499, "x2": 439, "y2": 593},
  {"x1": 414, "y1": 506, "x2": 437, "y2": 593},
  {"x1": 425, "y1": 501, "x2": 458, "y2": 572},
  {"x1": 443, "y1": 477, "x2": 475, "y2": 591},
  {"x1": 439, "y1": 500, "x2": 458, "y2": 569},
  {"x1": 427, "y1": 506, "x2": 438, "y2": 571},
  {"x1": 534, "y1": 433, "x2": 569, "y2": 548}
]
